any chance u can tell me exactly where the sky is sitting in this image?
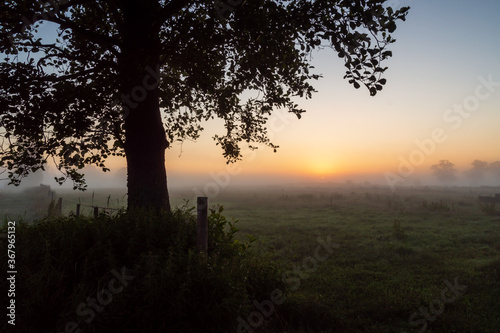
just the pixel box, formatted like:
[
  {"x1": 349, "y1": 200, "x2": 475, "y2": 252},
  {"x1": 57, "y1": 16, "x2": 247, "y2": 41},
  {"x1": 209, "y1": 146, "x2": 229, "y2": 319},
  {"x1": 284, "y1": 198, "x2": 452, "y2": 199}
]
[
  {"x1": 3, "y1": 0, "x2": 500, "y2": 190},
  {"x1": 159, "y1": 0, "x2": 500, "y2": 188}
]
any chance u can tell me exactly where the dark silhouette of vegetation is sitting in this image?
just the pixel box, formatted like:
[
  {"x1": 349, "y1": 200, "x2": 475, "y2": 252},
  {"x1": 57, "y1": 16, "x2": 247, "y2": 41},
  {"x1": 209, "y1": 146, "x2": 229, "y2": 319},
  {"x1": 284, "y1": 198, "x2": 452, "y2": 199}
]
[
  {"x1": 488, "y1": 161, "x2": 500, "y2": 184},
  {"x1": 0, "y1": 206, "x2": 283, "y2": 332},
  {"x1": 420, "y1": 199, "x2": 452, "y2": 212},
  {"x1": 431, "y1": 160, "x2": 457, "y2": 184},
  {"x1": 47, "y1": 198, "x2": 62, "y2": 218},
  {"x1": 0, "y1": 1, "x2": 409, "y2": 211},
  {"x1": 465, "y1": 159, "x2": 489, "y2": 182},
  {"x1": 479, "y1": 201, "x2": 498, "y2": 216}
]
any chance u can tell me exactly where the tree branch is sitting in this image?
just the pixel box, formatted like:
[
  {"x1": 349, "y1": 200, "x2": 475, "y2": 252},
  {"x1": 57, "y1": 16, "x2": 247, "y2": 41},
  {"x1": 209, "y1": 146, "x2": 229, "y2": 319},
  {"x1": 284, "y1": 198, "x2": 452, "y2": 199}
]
[
  {"x1": 160, "y1": 0, "x2": 192, "y2": 21},
  {"x1": 23, "y1": 68, "x2": 98, "y2": 83},
  {"x1": 2, "y1": 2, "x2": 120, "y2": 48},
  {"x1": 47, "y1": 16, "x2": 120, "y2": 47}
]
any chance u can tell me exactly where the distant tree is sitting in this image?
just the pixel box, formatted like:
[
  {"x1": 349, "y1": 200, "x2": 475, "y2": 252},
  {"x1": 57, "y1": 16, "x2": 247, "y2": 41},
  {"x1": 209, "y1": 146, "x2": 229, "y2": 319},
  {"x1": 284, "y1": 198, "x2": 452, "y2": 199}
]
[
  {"x1": 488, "y1": 161, "x2": 500, "y2": 184},
  {"x1": 17, "y1": 168, "x2": 44, "y2": 188},
  {"x1": 465, "y1": 159, "x2": 489, "y2": 183},
  {"x1": 431, "y1": 160, "x2": 457, "y2": 184},
  {"x1": 0, "y1": 1, "x2": 409, "y2": 211}
]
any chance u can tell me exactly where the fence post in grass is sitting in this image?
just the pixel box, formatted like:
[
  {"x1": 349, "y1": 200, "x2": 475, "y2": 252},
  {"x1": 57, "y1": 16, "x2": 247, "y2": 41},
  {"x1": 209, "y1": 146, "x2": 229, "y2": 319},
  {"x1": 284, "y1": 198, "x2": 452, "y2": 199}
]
[
  {"x1": 197, "y1": 197, "x2": 208, "y2": 254},
  {"x1": 76, "y1": 204, "x2": 81, "y2": 217},
  {"x1": 93, "y1": 207, "x2": 99, "y2": 219}
]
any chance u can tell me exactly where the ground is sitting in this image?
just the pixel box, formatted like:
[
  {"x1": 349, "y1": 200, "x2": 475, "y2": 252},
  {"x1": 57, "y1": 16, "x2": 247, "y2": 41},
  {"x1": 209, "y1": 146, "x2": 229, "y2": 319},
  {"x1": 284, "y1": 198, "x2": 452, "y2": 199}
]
[{"x1": 1, "y1": 184, "x2": 499, "y2": 332}]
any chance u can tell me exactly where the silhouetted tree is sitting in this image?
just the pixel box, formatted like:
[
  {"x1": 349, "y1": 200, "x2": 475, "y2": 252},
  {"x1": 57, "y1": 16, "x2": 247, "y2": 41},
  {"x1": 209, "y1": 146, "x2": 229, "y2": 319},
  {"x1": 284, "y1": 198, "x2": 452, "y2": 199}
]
[
  {"x1": 0, "y1": 1, "x2": 409, "y2": 211},
  {"x1": 18, "y1": 168, "x2": 44, "y2": 188},
  {"x1": 465, "y1": 159, "x2": 488, "y2": 183},
  {"x1": 488, "y1": 161, "x2": 500, "y2": 184},
  {"x1": 431, "y1": 160, "x2": 457, "y2": 184}
]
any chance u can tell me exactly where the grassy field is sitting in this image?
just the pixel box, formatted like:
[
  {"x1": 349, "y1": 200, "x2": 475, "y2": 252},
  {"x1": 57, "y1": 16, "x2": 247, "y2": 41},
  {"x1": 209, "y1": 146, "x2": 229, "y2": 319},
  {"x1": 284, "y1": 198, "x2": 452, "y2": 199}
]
[
  {"x1": 0, "y1": 186, "x2": 128, "y2": 221},
  {"x1": 1, "y1": 184, "x2": 500, "y2": 332},
  {"x1": 179, "y1": 185, "x2": 500, "y2": 332}
]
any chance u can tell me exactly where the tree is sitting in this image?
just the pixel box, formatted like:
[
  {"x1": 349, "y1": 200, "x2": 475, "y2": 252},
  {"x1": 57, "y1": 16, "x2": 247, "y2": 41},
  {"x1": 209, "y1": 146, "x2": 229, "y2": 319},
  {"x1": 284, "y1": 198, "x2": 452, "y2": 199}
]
[
  {"x1": 431, "y1": 160, "x2": 457, "y2": 185},
  {"x1": 488, "y1": 161, "x2": 500, "y2": 184},
  {"x1": 0, "y1": 0, "x2": 409, "y2": 211},
  {"x1": 465, "y1": 159, "x2": 488, "y2": 184}
]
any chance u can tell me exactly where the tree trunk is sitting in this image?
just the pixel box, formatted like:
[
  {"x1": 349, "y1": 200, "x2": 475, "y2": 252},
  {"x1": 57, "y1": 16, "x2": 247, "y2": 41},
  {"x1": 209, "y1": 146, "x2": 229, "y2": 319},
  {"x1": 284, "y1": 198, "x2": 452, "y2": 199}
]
[
  {"x1": 120, "y1": 3, "x2": 170, "y2": 212},
  {"x1": 125, "y1": 136, "x2": 170, "y2": 212}
]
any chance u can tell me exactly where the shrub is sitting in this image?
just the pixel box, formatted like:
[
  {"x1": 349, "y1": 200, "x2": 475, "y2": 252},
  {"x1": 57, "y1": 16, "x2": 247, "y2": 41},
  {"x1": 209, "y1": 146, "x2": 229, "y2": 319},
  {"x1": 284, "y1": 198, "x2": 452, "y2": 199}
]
[
  {"x1": 478, "y1": 202, "x2": 498, "y2": 216},
  {"x1": 0, "y1": 206, "x2": 284, "y2": 333},
  {"x1": 420, "y1": 200, "x2": 451, "y2": 212}
]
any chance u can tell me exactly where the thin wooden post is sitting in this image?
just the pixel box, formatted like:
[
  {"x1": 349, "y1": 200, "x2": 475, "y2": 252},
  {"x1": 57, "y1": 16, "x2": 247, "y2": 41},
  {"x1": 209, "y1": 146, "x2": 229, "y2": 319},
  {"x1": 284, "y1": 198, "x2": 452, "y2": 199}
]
[
  {"x1": 93, "y1": 207, "x2": 99, "y2": 219},
  {"x1": 76, "y1": 204, "x2": 81, "y2": 217},
  {"x1": 197, "y1": 197, "x2": 208, "y2": 254}
]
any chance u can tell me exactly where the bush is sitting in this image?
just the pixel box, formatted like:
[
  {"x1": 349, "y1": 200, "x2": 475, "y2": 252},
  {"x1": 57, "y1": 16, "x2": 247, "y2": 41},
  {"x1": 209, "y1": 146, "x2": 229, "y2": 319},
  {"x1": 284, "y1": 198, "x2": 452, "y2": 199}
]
[
  {"x1": 0, "y1": 206, "x2": 284, "y2": 333},
  {"x1": 479, "y1": 202, "x2": 498, "y2": 216},
  {"x1": 420, "y1": 199, "x2": 451, "y2": 212}
]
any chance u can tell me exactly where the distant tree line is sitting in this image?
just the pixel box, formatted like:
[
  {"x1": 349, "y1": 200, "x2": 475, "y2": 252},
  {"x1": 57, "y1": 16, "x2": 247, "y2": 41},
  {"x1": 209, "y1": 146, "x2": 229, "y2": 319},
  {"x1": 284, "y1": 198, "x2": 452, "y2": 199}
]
[{"x1": 431, "y1": 159, "x2": 500, "y2": 185}]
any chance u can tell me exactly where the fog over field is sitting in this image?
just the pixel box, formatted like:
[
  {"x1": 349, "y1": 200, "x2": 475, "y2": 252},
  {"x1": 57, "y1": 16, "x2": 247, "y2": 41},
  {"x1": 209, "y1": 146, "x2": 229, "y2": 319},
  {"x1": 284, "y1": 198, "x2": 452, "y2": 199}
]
[{"x1": 2, "y1": 163, "x2": 500, "y2": 192}]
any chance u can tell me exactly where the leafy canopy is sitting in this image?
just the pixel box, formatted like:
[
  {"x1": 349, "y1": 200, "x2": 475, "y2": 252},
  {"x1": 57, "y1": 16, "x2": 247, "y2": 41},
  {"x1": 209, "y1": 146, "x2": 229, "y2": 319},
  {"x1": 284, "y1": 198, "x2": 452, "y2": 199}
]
[{"x1": 0, "y1": 0, "x2": 409, "y2": 188}]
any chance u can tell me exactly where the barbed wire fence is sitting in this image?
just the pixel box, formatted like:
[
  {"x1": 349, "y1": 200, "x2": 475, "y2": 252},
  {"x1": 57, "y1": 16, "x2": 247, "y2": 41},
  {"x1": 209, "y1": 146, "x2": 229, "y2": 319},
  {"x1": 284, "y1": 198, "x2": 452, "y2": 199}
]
[{"x1": 46, "y1": 190, "x2": 127, "y2": 219}]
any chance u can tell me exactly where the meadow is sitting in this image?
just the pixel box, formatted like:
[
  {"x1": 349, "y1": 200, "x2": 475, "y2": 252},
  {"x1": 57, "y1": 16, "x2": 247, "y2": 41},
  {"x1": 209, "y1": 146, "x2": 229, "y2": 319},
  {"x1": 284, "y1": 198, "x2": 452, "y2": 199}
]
[
  {"x1": 1, "y1": 184, "x2": 499, "y2": 332},
  {"x1": 181, "y1": 184, "x2": 500, "y2": 332}
]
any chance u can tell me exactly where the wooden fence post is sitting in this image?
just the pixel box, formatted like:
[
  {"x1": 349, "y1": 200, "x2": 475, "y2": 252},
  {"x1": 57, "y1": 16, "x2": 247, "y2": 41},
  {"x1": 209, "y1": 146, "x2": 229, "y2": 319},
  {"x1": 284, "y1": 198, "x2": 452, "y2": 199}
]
[
  {"x1": 76, "y1": 204, "x2": 81, "y2": 217},
  {"x1": 197, "y1": 197, "x2": 208, "y2": 254},
  {"x1": 93, "y1": 207, "x2": 99, "y2": 219}
]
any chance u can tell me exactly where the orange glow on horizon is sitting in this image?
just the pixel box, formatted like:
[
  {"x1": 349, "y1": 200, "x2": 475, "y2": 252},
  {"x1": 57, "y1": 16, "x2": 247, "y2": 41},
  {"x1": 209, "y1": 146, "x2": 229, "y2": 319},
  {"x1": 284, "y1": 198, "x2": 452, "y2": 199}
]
[{"x1": 306, "y1": 159, "x2": 337, "y2": 177}]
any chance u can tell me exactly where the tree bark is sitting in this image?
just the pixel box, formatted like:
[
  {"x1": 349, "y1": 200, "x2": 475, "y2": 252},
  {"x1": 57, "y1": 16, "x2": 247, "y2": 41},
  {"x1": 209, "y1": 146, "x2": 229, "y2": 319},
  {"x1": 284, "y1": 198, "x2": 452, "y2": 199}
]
[{"x1": 120, "y1": 3, "x2": 171, "y2": 212}]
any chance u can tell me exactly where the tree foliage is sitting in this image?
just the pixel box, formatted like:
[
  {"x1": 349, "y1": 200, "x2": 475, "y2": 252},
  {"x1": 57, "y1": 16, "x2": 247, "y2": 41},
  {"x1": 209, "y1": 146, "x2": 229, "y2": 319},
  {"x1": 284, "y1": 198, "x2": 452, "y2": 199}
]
[
  {"x1": 488, "y1": 161, "x2": 500, "y2": 180},
  {"x1": 431, "y1": 160, "x2": 457, "y2": 184},
  {"x1": 0, "y1": 0, "x2": 409, "y2": 200},
  {"x1": 465, "y1": 159, "x2": 488, "y2": 181}
]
